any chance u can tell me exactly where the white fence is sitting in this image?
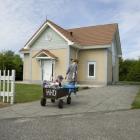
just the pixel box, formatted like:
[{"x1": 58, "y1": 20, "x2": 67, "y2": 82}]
[{"x1": 0, "y1": 70, "x2": 15, "y2": 104}]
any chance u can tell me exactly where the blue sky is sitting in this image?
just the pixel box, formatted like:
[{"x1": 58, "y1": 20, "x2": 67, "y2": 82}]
[{"x1": 0, "y1": 0, "x2": 140, "y2": 59}]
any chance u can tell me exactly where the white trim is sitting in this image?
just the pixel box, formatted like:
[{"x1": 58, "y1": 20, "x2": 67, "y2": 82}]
[
  {"x1": 24, "y1": 23, "x2": 47, "y2": 48},
  {"x1": 72, "y1": 44, "x2": 111, "y2": 50},
  {"x1": 37, "y1": 52, "x2": 49, "y2": 57},
  {"x1": 20, "y1": 50, "x2": 30, "y2": 54},
  {"x1": 30, "y1": 45, "x2": 67, "y2": 51},
  {"x1": 34, "y1": 51, "x2": 56, "y2": 60},
  {"x1": 82, "y1": 44, "x2": 111, "y2": 49},
  {"x1": 24, "y1": 21, "x2": 73, "y2": 49},
  {"x1": 36, "y1": 57, "x2": 56, "y2": 60},
  {"x1": 87, "y1": 61, "x2": 96, "y2": 78}
]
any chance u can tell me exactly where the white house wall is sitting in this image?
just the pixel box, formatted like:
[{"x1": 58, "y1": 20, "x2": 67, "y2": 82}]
[{"x1": 30, "y1": 26, "x2": 68, "y2": 51}]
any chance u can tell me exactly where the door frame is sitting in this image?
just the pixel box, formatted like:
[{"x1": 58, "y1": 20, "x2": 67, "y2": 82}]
[{"x1": 40, "y1": 59, "x2": 55, "y2": 81}]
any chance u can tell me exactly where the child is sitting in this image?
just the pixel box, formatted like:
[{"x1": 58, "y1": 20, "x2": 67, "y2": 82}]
[
  {"x1": 54, "y1": 75, "x2": 64, "y2": 87},
  {"x1": 43, "y1": 75, "x2": 64, "y2": 88}
]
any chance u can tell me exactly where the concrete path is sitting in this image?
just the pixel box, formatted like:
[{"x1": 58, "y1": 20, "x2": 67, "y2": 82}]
[{"x1": 0, "y1": 85, "x2": 139, "y2": 119}]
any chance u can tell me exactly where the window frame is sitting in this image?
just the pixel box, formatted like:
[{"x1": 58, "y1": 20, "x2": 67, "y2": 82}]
[{"x1": 87, "y1": 61, "x2": 96, "y2": 78}]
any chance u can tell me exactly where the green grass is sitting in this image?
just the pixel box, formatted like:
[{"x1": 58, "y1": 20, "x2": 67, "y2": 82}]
[
  {"x1": 15, "y1": 83, "x2": 42, "y2": 103},
  {"x1": 132, "y1": 89, "x2": 140, "y2": 109}
]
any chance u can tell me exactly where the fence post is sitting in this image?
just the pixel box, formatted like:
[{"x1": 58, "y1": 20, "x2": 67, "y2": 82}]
[
  {"x1": 7, "y1": 70, "x2": 10, "y2": 102},
  {"x1": 3, "y1": 70, "x2": 5, "y2": 102},
  {"x1": 10, "y1": 70, "x2": 15, "y2": 104}
]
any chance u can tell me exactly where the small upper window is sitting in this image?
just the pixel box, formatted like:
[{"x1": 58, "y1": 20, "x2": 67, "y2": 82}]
[
  {"x1": 45, "y1": 33, "x2": 52, "y2": 41},
  {"x1": 88, "y1": 62, "x2": 96, "y2": 78}
]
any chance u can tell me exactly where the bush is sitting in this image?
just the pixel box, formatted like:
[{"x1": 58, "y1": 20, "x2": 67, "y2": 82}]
[
  {"x1": 0, "y1": 50, "x2": 23, "y2": 80},
  {"x1": 119, "y1": 58, "x2": 140, "y2": 82}
]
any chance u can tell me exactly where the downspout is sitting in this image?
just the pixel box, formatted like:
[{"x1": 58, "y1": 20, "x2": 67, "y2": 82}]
[
  {"x1": 29, "y1": 51, "x2": 32, "y2": 82},
  {"x1": 67, "y1": 45, "x2": 70, "y2": 69},
  {"x1": 106, "y1": 48, "x2": 108, "y2": 85},
  {"x1": 76, "y1": 49, "x2": 80, "y2": 59}
]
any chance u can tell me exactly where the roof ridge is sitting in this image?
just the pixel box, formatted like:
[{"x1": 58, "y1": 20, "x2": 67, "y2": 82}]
[{"x1": 67, "y1": 23, "x2": 118, "y2": 30}]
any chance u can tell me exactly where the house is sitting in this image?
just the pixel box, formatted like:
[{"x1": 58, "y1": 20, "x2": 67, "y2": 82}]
[{"x1": 20, "y1": 20, "x2": 122, "y2": 86}]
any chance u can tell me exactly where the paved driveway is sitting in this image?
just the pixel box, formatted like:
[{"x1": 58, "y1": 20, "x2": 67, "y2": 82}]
[{"x1": 0, "y1": 85, "x2": 139, "y2": 119}]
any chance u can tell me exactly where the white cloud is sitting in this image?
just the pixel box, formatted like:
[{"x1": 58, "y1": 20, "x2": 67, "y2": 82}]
[
  {"x1": 0, "y1": 0, "x2": 68, "y2": 52},
  {"x1": 113, "y1": 0, "x2": 140, "y2": 59},
  {"x1": 0, "y1": 0, "x2": 139, "y2": 60}
]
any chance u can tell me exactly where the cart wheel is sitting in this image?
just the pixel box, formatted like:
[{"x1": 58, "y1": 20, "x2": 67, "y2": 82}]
[
  {"x1": 67, "y1": 96, "x2": 71, "y2": 104},
  {"x1": 40, "y1": 98, "x2": 46, "y2": 106},
  {"x1": 51, "y1": 99, "x2": 55, "y2": 103},
  {"x1": 58, "y1": 99, "x2": 63, "y2": 108}
]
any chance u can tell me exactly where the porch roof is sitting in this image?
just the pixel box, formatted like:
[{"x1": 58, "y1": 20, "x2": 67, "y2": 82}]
[{"x1": 32, "y1": 49, "x2": 57, "y2": 59}]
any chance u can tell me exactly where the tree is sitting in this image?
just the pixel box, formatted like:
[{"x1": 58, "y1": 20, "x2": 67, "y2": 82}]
[
  {"x1": 119, "y1": 58, "x2": 140, "y2": 82},
  {"x1": 0, "y1": 50, "x2": 23, "y2": 80}
]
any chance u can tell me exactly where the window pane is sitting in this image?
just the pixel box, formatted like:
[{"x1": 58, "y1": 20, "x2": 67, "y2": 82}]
[{"x1": 89, "y1": 64, "x2": 94, "y2": 76}]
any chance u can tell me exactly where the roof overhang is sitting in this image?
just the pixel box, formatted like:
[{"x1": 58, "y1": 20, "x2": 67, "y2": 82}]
[
  {"x1": 72, "y1": 43, "x2": 111, "y2": 50},
  {"x1": 81, "y1": 44, "x2": 111, "y2": 50},
  {"x1": 20, "y1": 48, "x2": 30, "y2": 53}
]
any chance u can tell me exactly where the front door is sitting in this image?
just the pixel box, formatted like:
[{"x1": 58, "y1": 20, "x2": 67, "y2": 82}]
[{"x1": 42, "y1": 60, "x2": 52, "y2": 81}]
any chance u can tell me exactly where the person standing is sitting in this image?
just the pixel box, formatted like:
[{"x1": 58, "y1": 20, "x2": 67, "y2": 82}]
[{"x1": 65, "y1": 59, "x2": 78, "y2": 85}]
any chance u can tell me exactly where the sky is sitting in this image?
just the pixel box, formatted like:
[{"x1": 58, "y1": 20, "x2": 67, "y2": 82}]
[{"x1": 0, "y1": 0, "x2": 140, "y2": 59}]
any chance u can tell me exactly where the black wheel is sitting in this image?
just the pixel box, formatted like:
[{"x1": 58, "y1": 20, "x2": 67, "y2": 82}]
[
  {"x1": 67, "y1": 96, "x2": 71, "y2": 104},
  {"x1": 51, "y1": 98, "x2": 55, "y2": 103},
  {"x1": 40, "y1": 98, "x2": 46, "y2": 106},
  {"x1": 58, "y1": 99, "x2": 63, "y2": 108}
]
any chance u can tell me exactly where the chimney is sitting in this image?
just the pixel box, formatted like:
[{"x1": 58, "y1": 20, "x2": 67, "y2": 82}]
[{"x1": 70, "y1": 31, "x2": 73, "y2": 36}]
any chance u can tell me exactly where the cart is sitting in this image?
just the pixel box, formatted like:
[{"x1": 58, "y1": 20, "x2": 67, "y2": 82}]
[{"x1": 40, "y1": 83, "x2": 78, "y2": 108}]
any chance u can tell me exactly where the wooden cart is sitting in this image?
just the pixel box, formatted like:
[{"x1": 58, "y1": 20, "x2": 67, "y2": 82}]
[{"x1": 40, "y1": 87, "x2": 72, "y2": 108}]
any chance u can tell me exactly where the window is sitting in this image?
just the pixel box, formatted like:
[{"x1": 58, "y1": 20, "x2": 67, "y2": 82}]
[
  {"x1": 45, "y1": 33, "x2": 52, "y2": 41},
  {"x1": 88, "y1": 62, "x2": 96, "y2": 78}
]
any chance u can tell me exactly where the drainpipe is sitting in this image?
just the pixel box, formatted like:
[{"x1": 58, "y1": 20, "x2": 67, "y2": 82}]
[{"x1": 76, "y1": 49, "x2": 80, "y2": 59}]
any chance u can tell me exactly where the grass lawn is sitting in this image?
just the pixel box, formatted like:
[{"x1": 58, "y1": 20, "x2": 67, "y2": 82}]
[
  {"x1": 15, "y1": 83, "x2": 42, "y2": 103},
  {"x1": 132, "y1": 89, "x2": 140, "y2": 109}
]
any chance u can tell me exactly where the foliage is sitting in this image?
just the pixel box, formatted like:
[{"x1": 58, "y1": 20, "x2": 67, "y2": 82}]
[
  {"x1": 0, "y1": 50, "x2": 23, "y2": 80},
  {"x1": 119, "y1": 58, "x2": 140, "y2": 82}
]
